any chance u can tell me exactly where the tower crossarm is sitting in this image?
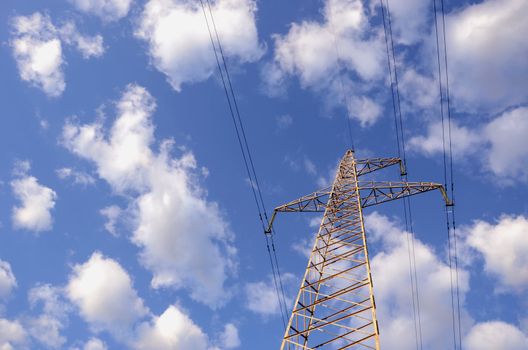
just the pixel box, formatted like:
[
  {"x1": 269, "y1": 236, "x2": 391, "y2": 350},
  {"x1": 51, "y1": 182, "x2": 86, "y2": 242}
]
[
  {"x1": 358, "y1": 181, "x2": 451, "y2": 208},
  {"x1": 354, "y1": 157, "x2": 405, "y2": 177},
  {"x1": 265, "y1": 181, "x2": 450, "y2": 234}
]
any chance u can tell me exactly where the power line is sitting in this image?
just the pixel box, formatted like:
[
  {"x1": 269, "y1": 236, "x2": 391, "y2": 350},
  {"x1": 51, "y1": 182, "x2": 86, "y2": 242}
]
[
  {"x1": 327, "y1": 2, "x2": 355, "y2": 150},
  {"x1": 433, "y1": 0, "x2": 462, "y2": 348},
  {"x1": 199, "y1": 0, "x2": 290, "y2": 327},
  {"x1": 440, "y1": 0, "x2": 462, "y2": 346},
  {"x1": 380, "y1": 0, "x2": 424, "y2": 349}
]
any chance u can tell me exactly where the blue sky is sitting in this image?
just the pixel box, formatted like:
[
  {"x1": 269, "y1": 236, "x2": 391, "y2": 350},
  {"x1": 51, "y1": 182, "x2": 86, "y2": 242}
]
[{"x1": 0, "y1": 0, "x2": 527, "y2": 349}]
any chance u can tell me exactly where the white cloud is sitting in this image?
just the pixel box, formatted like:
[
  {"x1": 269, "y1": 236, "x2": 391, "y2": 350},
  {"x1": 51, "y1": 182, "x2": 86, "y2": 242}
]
[
  {"x1": 218, "y1": 323, "x2": 240, "y2": 349},
  {"x1": 26, "y1": 284, "x2": 72, "y2": 349},
  {"x1": 27, "y1": 316, "x2": 66, "y2": 349},
  {"x1": 463, "y1": 215, "x2": 528, "y2": 292},
  {"x1": 134, "y1": 305, "x2": 208, "y2": 350},
  {"x1": 265, "y1": 0, "x2": 384, "y2": 126},
  {"x1": 136, "y1": 0, "x2": 263, "y2": 92},
  {"x1": 11, "y1": 162, "x2": 57, "y2": 233},
  {"x1": 0, "y1": 319, "x2": 27, "y2": 350},
  {"x1": 10, "y1": 13, "x2": 65, "y2": 97},
  {"x1": 365, "y1": 212, "x2": 471, "y2": 349},
  {"x1": 444, "y1": 0, "x2": 528, "y2": 111},
  {"x1": 69, "y1": 0, "x2": 133, "y2": 22},
  {"x1": 398, "y1": 69, "x2": 438, "y2": 111},
  {"x1": 62, "y1": 84, "x2": 236, "y2": 308},
  {"x1": 408, "y1": 120, "x2": 482, "y2": 159},
  {"x1": 10, "y1": 13, "x2": 105, "y2": 97},
  {"x1": 56, "y1": 167, "x2": 96, "y2": 186},
  {"x1": 464, "y1": 321, "x2": 528, "y2": 350},
  {"x1": 66, "y1": 252, "x2": 148, "y2": 336},
  {"x1": 83, "y1": 338, "x2": 108, "y2": 350},
  {"x1": 60, "y1": 22, "x2": 105, "y2": 59},
  {"x1": 0, "y1": 261, "x2": 16, "y2": 300},
  {"x1": 378, "y1": 0, "x2": 429, "y2": 45},
  {"x1": 484, "y1": 107, "x2": 528, "y2": 182},
  {"x1": 244, "y1": 273, "x2": 295, "y2": 317},
  {"x1": 409, "y1": 106, "x2": 528, "y2": 184},
  {"x1": 99, "y1": 205, "x2": 122, "y2": 236}
]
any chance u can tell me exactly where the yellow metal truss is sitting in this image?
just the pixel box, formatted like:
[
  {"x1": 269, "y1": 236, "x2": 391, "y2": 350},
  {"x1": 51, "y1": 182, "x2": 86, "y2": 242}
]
[{"x1": 268, "y1": 150, "x2": 450, "y2": 350}]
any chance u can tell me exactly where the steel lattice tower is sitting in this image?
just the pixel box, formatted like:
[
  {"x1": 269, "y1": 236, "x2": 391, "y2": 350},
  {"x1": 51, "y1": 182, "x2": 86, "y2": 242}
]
[{"x1": 266, "y1": 150, "x2": 450, "y2": 350}]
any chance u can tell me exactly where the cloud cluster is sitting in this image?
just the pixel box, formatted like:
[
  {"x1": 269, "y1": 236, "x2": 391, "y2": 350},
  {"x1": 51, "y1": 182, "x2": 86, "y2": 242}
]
[
  {"x1": 66, "y1": 252, "x2": 148, "y2": 337},
  {"x1": 444, "y1": 0, "x2": 528, "y2": 111},
  {"x1": 0, "y1": 251, "x2": 217, "y2": 349},
  {"x1": 244, "y1": 273, "x2": 295, "y2": 318},
  {"x1": 134, "y1": 305, "x2": 209, "y2": 350},
  {"x1": 62, "y1": 84, "x2": 236, "y2": 308},
  {"x1": 56, "y1": 167, "x2": 96, "y2": 186},
  {"x1": 136, "y1": 0, "x2": 263, "y2": 91},
  {"x1": 65, "y1": 252, "x2": 211, "y2": 349},
  {"x1": 0, "y1": 318, "x2": 27, "y2": 349},
  {"x1": 11, "y1": 161, "x2": 57, "y2": 233},
  {"x1": 462, "y1": 215, "x2": 528, "y2": 293},
  {"x1": 218, "y1": 323, "x2": 240, "y2": 349},
  {"x1": 464, "y1": 321, "x2": 528, "y2": 350},
  {"x1": 365, "y1": 212, "x2": 528, "y2": 349},
  {"x1": 409, "y1": 106, "x2": 528, "y2": 184},
  {"x1": 69, "y1": 0, "x2": 133, "y2": 22},
  {"x1": 10, "y1": 12, "x2": 104, "y2": 97},
  {"x1": 0, "y1": 261, "x2": 17, "y2": 300},
  {"x1": 27, "y1": 284, "x2": 70, "y2": 349},
  {"x1": 366, "y1": 212, "x2": 471, "y2": 349},
  {"x1": 265, "y1": 0, "x2": 384, "y2": 126}
]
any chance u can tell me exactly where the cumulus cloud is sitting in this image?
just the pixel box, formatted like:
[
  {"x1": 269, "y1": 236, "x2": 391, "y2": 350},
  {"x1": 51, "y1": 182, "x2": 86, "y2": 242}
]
[
  {"x1": 136, "y1": 0, "x2": 263, "y2": 92},
  {"x1": 483, "y1": 107, "x2": 528, "y2": 182},
  {"x1": 82, "y1": 338, "x2": 108, "y2": 350},
  {"x1": 464, "y1": 321, "x2": 528, "y2": 350},
  {"x1": 66, "y1": 252, "x2": 148, "y2": 336},
  {"x1": 11, "y1": 162, "x2": 57, "y2": 233},
  {"x1": 378, "y1": 0, "x2": 429, "y2": 45},
  {"x1": 408, "y1": 120, "x2": 482, "y2": 158},
  {"x1": 0, "y1": 261, "x2": 17, "y2": 300},
  {"x1": 18, "y1": 252, "x2": 213, "y2": 349},
  {"x1": 134, "y1": 305, "x2": 208, "y2": 350},
  {"x1": 62, "y1": 84, "x2": 236, "y2": 308},
  {"x1": 10, "y1": 13, "x2": 104, "y2": 97},
  {"x1": 27, "y1": 284, "x2": 70, "y2": 349},
  {"x1": 0, "y1": 318, "x2": 27, "y2": 349},
  {"x1": 56, "y1": 167, "x2": 96, "y2": 186},
  {"x1": 69, "y1": 0, "x2": 133, "y2": 22},
  {"x1": 99, "y1": 205, "x2": 122, "y2": 236},
  {"x1": 244, "y1": 273, "x2": 295, "y2": 317},
  {"x1": 218, "y1": 323, "x2": 240, "y2": 349},
  {"x1": 398, "y1": 68, "x2": 438, "y2": 112},
  {"x1": 365, "y1": 212, "x2": 471, "y2": 349},
  {"x1": 265, "y1": 0, "x2": 384, "y2": 126},
  {"x1": 10, "y1": 13, "x2": 65, "y2": 97},
  {"x1": 409, "y1": 106, "x2": 528, "y2": 184},
  {"x1": 462, "y1": 215, "x2": 528, "y2": 292},
  {"x1": 444, "y1": 0, "x2": 528, "y2": 111},
  {"x1": 59, "y1": 22, "x2": 105, "y2": 59}
]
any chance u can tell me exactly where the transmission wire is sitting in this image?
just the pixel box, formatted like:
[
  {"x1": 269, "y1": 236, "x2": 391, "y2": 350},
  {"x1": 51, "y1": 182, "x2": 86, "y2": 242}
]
[
  {"x1": 327, "y1": 1, "x2": 355, "y2": 150},
  {"x1": 203, "y1": 0, "x2": 290, "y2": 323},
  {"x1": 440, "y1": 0, "x2": 463, "y2": 347},
  {"x1": 380, "y1": 1, "x2": 424, "y2": 349},
  {"x1": 199, "y1": 0, "x2": 289, "y2": 327},
  {"x1": 433, "y1": 0, "x2": 461, "y2": 348}
]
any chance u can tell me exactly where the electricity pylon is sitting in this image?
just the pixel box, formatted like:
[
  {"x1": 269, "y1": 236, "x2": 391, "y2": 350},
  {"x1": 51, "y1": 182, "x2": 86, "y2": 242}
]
[{"x1": 266, "y1": 150, "x2": 451, "y2": 350}]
